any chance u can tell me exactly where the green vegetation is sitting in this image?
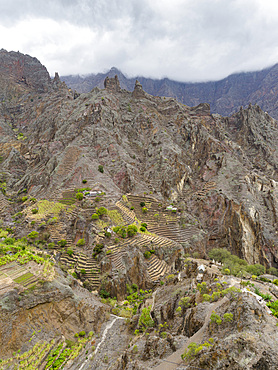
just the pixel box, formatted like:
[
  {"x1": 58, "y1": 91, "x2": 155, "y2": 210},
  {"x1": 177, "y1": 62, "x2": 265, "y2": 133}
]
[
  {"x1": 142, "y1": 207, "x2": 148, "y2": 213},
  {"x1": 107, "y1": 209, "x2": 123, "y2": 225},
  {"x1": 76, "y1": 239, "x2": 85, "y2": 246},
  {"x1": 127, "y1": 224, "x2": 138, "y2": 237},
  {"x1": 209, "y1": 248, "x2": 266, "y2": 276},
  {"x1": 223, "y1": 313, "x2": 234, "y2": 322},
  {"x1": 210, "y1": 311, "x2": 222, "y2": 324},
  {"x1": 181, "y1": 339, "x2": 214, "y2": 361},
  {"x1": 113, "y1": 224, "x2": 138, "y2": 238},
  {"x1": 14, "y1": 272, "x2": 33, "y2": 284},
  {"x1": 27, "y1": 200, "x2": 74, "y2": 219},
  {"x1": 202, "y1": 285, "x2": 241, "y2": 303},
  {"x1": 58, "y1": 239, "x2": 67, "y2": 247},
  {"x1": 91, "y1": 213, "x2": 99, "y2": 220},
  {"x1": 139, "y1": 306, "x2": 154, "y2": 330},
  {"x1": 98, "y1": 165, "x2": 104, "y2": 173},
  {"x1": 76, "y1": 192, "x2": 84, "y2": 200},
  {"x1": 92, "y1": 243, "x2": 104, "y2": 258},
  {"x1": 27, "y1": 231, "x2": 39, "y2": 239},
  {"x1": 96, "y1": 206, "x2": 108, "y2": 217},
  {"x1": 254, "y1": 287, "x2": 272, "y2": 301}
]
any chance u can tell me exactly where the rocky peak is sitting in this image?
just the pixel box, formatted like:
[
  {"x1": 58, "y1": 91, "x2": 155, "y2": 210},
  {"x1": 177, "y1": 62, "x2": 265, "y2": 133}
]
[
  {"x1": 0, "y1": 49, "x2": 52, "y2": 93},
  {"x1": 104, "y1": 75, "x2": 121, "y2": 92},
  {"x1": 132, "y1": 79, "x2": 147, "y2": 99}
]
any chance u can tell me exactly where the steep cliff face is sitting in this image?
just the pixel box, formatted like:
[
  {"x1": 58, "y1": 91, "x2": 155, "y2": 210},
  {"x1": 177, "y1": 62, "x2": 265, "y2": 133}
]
[{"x1": 0, "y1": 274, "x2": 108, "y2": 359}]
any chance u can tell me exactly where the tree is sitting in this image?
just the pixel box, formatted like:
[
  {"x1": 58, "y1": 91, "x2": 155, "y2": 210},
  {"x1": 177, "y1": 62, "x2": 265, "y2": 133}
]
[
  {"x1": 96, "y1": 207, "x2": 108, "y2": 217},
  {"x1": 76, "y1": 192, "x2": 84, "y2": 200},
  {"x1": 127, "y1": 225, "x2": 138, "y2": 237}
]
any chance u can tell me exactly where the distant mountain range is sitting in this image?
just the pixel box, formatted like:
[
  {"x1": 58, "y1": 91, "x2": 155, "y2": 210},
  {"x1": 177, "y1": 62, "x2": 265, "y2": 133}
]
[{"x1": 61, "y1": 64, "x2": 278, "y2": 119}]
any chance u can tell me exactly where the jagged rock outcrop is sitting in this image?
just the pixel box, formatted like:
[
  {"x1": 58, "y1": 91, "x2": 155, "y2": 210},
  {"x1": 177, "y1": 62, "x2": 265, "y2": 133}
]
[{"x1": 62, "y1": 63, "x2": 278, "y2": 120}]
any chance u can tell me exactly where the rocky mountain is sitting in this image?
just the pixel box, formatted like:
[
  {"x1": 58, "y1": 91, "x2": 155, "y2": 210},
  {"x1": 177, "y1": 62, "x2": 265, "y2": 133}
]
[
  {"x1": 62, "y1": 63, "x2": 278, "y2": 120},
  {"x1": 1, "y1": 49, "x2": 278, "y2": 369}
]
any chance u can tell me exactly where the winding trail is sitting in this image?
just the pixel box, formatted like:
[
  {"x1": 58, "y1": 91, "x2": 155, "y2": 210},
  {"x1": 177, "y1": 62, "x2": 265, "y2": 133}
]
[{"x1": 153, "y1": 296, "x2": 229, "y2": 370}]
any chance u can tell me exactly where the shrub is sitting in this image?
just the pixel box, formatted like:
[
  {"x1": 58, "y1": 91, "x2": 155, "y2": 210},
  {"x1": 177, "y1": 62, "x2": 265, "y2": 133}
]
[
  {"x1": 82, "y1": 179, "x2": 87, "y2": 184},
  {"x1": 179, "y1": 297, "x2": 190, "y2": 308},
  {"x1": 99, "y1": 289, "x2": 110, "y2": 298},
  {"x1": 93, "y1": 243, "x2": 104, "y2": 257},
  {"x1": 27, "y1": 231, "x2": 39, "y2": 239},
  {"x1": 113, "y1": 226, "x2": 127, "y2": 238},
  {"x1": 140, "y1": 226, "x2": 146, "y2": 232},
  {"x1": 98, "y1": 165, "x2": 104, "y2": 173},
  {"x1": 181, "y1": 339, "x2": 214, "y2": 361},
  {"x1": 223, "y1": 313, "x2": 233, "y2": 322},
  {"x1": 127, "y1": 225, "x2": 138, "y2": 237},
  {"x1": 131, "y1": 283, "x2": 138, "y2": 292},
  {"x1": 31, "y1": 208, "x2": 38, "y2": 214},
  {"x1": 246, "y1": 264, "x2": 265, "y2": 276},
  {"x1": 210, "y1": 311, "x2": 222, "y2": 324},
  {"x1": 77, "y1": 238, "x2": 85, "y2": 246},
  {"x1": 58, "y1": 239, "x2": 67, "y2": 247},
  {"x1": 130, "y1": 206, "x2": 134, "y2": 210},
  {"x1": 67, "y1": 249, "x2": 74, "y2": 256},
  {"x1": 48, "y1": 242, "x2": 55, "y2": 249},
  {"x1": 140, "y1": 202, "x2": 145, "y2": 207},
  {"x1": 132, "y1": 345, "x2": 138, "y2": 353},
  {"x1": 141, "y1": 222, "x2": 147, "y2": 229},
  {"x1": 104, "y1": 231, "x2": 111, "y2": 238},
  {"x1": 80, "y1": 269, "x2": 86, "y2": 275},
  {"x1": 139, "y1": 307, "x2": 154, "y2": 330},
  {"x1": 268, "y1": 267, "x2": 278, "y2": 276},
  {"x1": 96, "y1": 207, "x2": 108, "y2": 217},
  {"x1": 91, "y1": 213, "x2": 99, "y2": 220},
  {"x1": 76, "y1": 192, "x2": 84, "y2": 200},
  {"x1": 21, "y1": 196, "x2": 28, "y2": 202},
  {"x1": 176, "y1": 306, "x2": 182, "y2": 313},
  {"x1": 142, "y1": 207, "x2": 148, "y2": 213},
  {"x1": 144, "y1": 251, "x2": 151, "y2": 259}
]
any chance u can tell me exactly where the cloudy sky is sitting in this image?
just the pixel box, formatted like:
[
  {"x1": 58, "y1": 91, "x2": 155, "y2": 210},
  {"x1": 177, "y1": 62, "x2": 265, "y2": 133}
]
[{"x1": 1, "y1": 0, "x2": 278, "y2": 81}]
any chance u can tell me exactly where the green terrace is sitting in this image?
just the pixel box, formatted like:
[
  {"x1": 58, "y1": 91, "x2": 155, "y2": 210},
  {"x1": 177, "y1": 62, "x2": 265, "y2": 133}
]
[
  {"x1": 0, "y1": 229, "x2": 55, "y2": 293},
  {"x1": 0, "y1": 331, "x2": 95, "y2": 370}
]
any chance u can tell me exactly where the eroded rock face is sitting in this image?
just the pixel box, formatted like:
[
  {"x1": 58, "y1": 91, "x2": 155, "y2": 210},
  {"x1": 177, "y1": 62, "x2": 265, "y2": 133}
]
[
  {"x1": 0, "y1": 275, "x2": 108, "y2": 358},
  {"x1": 1, "y1": 53, "x2": 278, "y2": 268}
]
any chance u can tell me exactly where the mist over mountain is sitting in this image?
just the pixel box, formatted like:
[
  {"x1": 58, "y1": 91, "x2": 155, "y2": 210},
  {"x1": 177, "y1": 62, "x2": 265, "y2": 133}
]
[{"x1": 62, "y1": 63, "x2": 278, "y2": 119}]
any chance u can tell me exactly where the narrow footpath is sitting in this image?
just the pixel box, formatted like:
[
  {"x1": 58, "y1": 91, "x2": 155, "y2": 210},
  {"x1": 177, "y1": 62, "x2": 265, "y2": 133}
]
[{"x1": 153, "y1": 296, "x2": 229, "y2": 370}]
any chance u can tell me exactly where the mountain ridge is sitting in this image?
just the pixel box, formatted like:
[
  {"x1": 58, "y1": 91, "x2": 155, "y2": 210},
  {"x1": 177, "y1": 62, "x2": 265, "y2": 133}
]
[
  {"x1": 1, "y1": 50, "x2": 278, "y2": 369},
  {"x1": 61, "y1": 63, "x2": 278, "y2": 119}
]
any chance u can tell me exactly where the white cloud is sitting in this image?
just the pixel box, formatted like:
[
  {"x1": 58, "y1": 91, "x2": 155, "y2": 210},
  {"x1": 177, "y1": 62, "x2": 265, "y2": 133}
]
[{"x1": 1, "y1": 0, "x2": 278, "y2": 81}]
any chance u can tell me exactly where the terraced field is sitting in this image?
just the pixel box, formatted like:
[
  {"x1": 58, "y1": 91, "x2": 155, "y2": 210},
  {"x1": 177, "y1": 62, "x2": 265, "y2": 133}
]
[
  {"x1": 60, "y1": 252, "x2": 100, "y2": 290},
  {"x1": 147, "y1": 254, "x2": 170, "y2": 282},
  {"x1": 0, "y1": 332, "x2": 94, "y2": 370},
  {"x1": 0, "y1": 262, "x2": 38, "y2": 293}
]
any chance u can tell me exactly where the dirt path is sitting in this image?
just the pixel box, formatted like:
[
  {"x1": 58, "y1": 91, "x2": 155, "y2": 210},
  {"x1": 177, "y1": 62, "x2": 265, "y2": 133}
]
[{"x1": 153, "y1": 296, "x2": 229, "y2": 370}]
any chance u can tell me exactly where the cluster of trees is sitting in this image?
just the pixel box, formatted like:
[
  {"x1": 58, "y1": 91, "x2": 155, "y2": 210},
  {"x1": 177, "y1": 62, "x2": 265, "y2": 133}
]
[{"x1": 208, "y1": 248, "x2": 277, "y2": 277}]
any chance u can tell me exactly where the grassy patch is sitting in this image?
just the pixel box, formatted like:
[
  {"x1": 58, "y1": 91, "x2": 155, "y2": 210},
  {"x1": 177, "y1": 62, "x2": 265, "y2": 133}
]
[{"x1": 14, "y1": 272, "x2": 33, "y2": 284}]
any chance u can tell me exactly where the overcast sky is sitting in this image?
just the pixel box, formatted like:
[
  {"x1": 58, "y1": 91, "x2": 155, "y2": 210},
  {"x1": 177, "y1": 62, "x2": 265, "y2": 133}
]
[{"x1": 1, "y1": 0, "x2": 278, "y2": 82}]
